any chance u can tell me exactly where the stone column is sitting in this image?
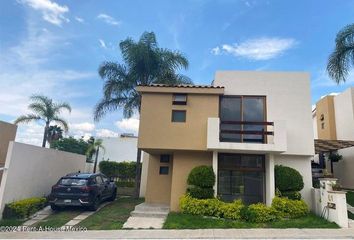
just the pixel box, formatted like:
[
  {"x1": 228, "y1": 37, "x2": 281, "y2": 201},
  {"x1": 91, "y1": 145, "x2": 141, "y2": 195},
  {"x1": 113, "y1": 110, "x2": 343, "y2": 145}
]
[{"x1": 265, "y1": 154, "x2": 275, "y2": 206}]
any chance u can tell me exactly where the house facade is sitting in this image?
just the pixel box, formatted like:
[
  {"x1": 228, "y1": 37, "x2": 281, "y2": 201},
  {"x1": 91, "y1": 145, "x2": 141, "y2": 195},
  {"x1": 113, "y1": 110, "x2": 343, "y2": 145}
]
[
  {"x1": 137, "y1": 71, "x2": 314, "y2": 211},
  {"x1": 312, "y1": 87, "x2": 354, "y2": 188}
]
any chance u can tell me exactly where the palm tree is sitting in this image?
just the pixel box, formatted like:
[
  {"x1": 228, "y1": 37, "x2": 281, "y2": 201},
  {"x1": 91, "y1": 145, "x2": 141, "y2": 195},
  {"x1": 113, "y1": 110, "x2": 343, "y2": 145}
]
[
  {"x1": 14, "y1": 95, "x2": 71, "y2": 147},
  {"x1": 47, "y1": 125, "x2": 63, "y2": 145},
  {"x1": 93, "y1": 32, "x2": 192, "y2": 197},
  {"x1": 327, "y1": 23, "x2": 354, "y2": 84},
  {"x1": 86, "y1": 139, "x2": 105, "y2": 173}
]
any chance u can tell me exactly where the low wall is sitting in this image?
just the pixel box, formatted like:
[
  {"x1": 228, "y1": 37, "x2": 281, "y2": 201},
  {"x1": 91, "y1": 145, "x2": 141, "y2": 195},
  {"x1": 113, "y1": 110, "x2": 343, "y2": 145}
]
[{"x1": 0, "y1": 142, "x2": 86, "y2": 217}]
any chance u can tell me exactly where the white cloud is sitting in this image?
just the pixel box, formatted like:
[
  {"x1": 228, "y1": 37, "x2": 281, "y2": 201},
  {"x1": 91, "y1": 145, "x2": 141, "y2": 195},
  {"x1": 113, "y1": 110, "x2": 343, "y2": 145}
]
[
  {"x1": 70, "y1": 122, "x2": 95, "y2": 132},
  {"x1": 96, "y1": 129, "x2": 119, "y2": 138},
  {"x1": 75, "y1": 16, "x2": 84, "y2": 23},
  {"x1": 98, "y1": 39, "x2": 107, "y2": 49},
  {"x1": 115, "y1": 118, "x2": 139, "y2": 134},
  {"x1": 97, "y1": 13, "x2": 121, "y2": 26},
  {"x1": 15, "y1": 122, "x2": 45, "y2": 146},
  {"x1": 212, "y1": 37, "x2": 297, "y2": 60},
  {"x1": 19, "y1": 0, "x2": 69, "y2": 26}
]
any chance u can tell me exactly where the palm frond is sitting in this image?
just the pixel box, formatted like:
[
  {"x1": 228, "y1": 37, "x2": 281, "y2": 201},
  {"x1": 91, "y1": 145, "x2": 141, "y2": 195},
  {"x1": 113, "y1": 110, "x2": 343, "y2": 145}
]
[
  {"x1": 28, "y1": 103, "x2": 47, "y2": 117},
  {"x1": 93, "y1": 97, "x2": 128, "y2": 121},
  {"x1": 53, "y1": 102, "x2": 71, "y2": 114},
  {"x1": 14, "y1": 114, "x2": 42, "y2": 124},
  {"x1": 52, "y1": 117, "x2": 69, "y2": 132}
]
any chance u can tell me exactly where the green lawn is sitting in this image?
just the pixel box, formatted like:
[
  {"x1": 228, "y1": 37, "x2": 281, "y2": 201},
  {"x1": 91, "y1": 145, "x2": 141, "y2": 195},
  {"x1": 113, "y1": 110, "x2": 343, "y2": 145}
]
[
  {"x1": 77, "y1": 197, "x2": 143, "y2": 230},
  {"x1": 346, "y1": 191, "x2": 354, "y2": 206},
  {"x1": 163, "y1": 213, "x2": 339, "y2": 229},
  {"x1": 33, "y1": 209, "x2": 82, "y2": 228},
  {"x1": 0, "y1": 219, "x2": 24, "y2": 227},
  {"x1": 348, "y1": 211, "x2": 354, "y2": 220}
]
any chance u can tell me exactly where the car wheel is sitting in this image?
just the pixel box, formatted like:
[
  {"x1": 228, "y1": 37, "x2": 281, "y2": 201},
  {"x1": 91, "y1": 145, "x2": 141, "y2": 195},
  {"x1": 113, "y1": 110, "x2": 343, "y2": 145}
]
[
  {"x1": 89, "y1": 196, "x2": 100, "y2": 211},
  {"x1": 108, "y1": 189, "x2": 117, "y2": 201},
  {"x1": 50, "y1": 204, "x2": 61, "y2": 211}
]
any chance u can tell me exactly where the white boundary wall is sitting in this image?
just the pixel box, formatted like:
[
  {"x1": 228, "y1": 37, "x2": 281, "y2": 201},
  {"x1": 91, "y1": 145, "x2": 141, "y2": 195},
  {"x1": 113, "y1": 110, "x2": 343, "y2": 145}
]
[{"x1": 0, "y1": 142, "x2": 86, "y2": 217}]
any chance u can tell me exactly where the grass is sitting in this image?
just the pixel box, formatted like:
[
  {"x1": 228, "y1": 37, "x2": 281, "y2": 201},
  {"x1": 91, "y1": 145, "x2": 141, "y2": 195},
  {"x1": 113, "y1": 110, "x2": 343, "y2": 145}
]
[
  {"x1": 163, "y1": 213, "x2": 339, "y2": 229},
  {"x1": 0, "y1": 219, "x2": 24, "y2": 226},
  {"x1": 77, "y1": 197, "x2": 143, "y2": 230},
  {"x1": 33, "y1": 208, "x2": 82, "y2": 228},
  {"x1": 346, "y1": 191, "x2": 354, "y2": 206},
  {"x1": 348, "y1": 211, "x2": 354, "y2": 220}
]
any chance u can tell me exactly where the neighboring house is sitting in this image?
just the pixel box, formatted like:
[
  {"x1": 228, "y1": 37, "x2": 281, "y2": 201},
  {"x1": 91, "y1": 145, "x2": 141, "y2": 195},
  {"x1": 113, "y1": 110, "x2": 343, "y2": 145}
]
[
  {"x1": 0, "y1": 121, "x2": 17, "y2": 182},
  {"x1": 137, "y1": 71, "x2": 314, "y2": 211},
  {"x1": 312, "y1": 87, "x2": 354, "y2": 188},
  {"x1": 96, "y1": 133, "x2": 138, "y2": 163}
]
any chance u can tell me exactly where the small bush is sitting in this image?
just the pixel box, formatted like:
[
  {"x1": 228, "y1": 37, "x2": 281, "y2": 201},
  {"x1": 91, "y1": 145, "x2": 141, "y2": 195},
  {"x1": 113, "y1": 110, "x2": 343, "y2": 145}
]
[
  {"x1": 220, "y1": 199, "x2": 244, "y2": 220},
  {"x1": 187, "y1": 166, "x2": 215, "y2": 188},
  {"x1": 180, "y1": 194, "x2": 222, "y2": 217},
  {"x1": 240, "y1": 203, "x2": 279, "y2": 223},
  {"x1": 275, "y1": 165, "x2": 304, "y2": 192},
  {"x1": 281, "y1": 191, "x2": 301, "y2": 200},
  {"x1": 115, "y1": 181, "x2": 135, "y2": 188},
  {"x1": 187, "y1": 186, "x2": 214, "y2": 199},
  {"x1": 3, "y1": 197, "x2": 47, "y2": 219},
  {"x1": 272, "y1": 197, "x2": 308, "y2": 218},
  {"x1": 99, "y1": 161, "x2": 137, "y2": 180}
]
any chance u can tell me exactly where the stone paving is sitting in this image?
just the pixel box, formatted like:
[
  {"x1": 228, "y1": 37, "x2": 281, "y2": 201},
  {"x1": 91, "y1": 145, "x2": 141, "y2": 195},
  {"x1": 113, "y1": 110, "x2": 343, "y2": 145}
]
[{"x1": 22, "y1": 206, "x2": 53, "y2": 227}]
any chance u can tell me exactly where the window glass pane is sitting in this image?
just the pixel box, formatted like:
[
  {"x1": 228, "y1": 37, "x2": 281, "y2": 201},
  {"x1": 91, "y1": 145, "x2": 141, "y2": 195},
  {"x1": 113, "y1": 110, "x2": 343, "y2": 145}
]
[
  {"x1": 160, "y1": 155, "x2": 170, "y2": 163},
  {"x1": 172, "y1": 110, "x2": 186, "y2": 122},
  {"x1": 220, "y1": 97, "x2": 241, "y2": 142},
  {"x1": 174, "y1": 94, "x2": 187, "y2": 102},
  {"x1": 60, "y1": 178, "x2": 87, "y2": 186},
  {"x1": 159, "y1": 166, "x2": 169, "y2": 175},
  {"x1": 243, "y1": 97, "x2": 265, "y2": 143}
]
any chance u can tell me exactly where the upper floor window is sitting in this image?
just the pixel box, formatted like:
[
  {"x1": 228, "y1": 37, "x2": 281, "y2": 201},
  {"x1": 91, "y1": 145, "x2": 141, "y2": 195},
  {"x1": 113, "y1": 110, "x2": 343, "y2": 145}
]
[
  {"x1": 220, "y1": 96, "x2": 266, "y2": 143},
  {"x1": 173, "y1": 94, "x2": 187, "y2": 105},
  {"x1": 172, "y1": 110, "x2": 186, "y2": 122}
]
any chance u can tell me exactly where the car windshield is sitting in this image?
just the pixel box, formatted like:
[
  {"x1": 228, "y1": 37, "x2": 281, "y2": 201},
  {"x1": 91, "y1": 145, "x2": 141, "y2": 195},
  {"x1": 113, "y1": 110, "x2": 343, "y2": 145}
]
[{"x1": 60, "y1": 178, "x2": 87, "y2": 186}]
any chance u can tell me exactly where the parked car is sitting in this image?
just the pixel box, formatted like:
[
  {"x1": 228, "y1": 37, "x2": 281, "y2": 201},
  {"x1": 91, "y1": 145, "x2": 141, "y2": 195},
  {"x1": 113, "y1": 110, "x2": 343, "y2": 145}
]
[{"x1": 48, "y1": 172, "x2": 117, "y2": 211}]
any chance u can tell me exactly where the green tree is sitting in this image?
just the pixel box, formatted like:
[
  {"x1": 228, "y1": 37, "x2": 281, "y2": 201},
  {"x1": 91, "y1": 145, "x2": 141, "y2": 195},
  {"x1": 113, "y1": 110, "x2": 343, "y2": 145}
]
[
  {"x1": 14, "y1": 95, "x2": 71, "y2": 147},
  {"x1": 93, "y1": 32, "x2": 192, "y2": 197},
  {"x1": 50, "y1": 137, "x2": 90, "y2": 156},
  {"x1": 86, "y1": 139, "x2": 105, "y2": 173},
  {"x1": 47, "y1": 125, "x2": 63, "y2": 145},
  {"x1": 327, "y1": 23, "x2": 354, "y2": 83}
]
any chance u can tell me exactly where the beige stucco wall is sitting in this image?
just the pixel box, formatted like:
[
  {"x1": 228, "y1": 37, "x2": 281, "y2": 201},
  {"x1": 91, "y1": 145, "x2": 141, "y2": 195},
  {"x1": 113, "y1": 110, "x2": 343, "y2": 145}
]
[
  {"x1": 138, "y1": 93, "x2": 219, "y2": 151},
  {"x1": 170, "y1": 151, "x2": 212, "y2": 211},
  {"x1": 0, "y1": 142, "x2": 86, "y2": 217},
  {"x1": 145, "y1": 153, "x2": 172, "y2": 205},
  {"x1": 274, "y1": 155, "x2": 313, "y2": 206},
  {"x1": 316, "y1": 95, "x2": 337, "y2": 140},
  {"x1": 0, "y1": 121, "x2": 17, "y2": 166}
]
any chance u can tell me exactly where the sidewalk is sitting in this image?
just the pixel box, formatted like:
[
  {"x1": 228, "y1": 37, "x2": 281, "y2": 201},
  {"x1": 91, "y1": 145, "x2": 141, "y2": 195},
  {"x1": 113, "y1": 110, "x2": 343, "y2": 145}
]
[{"x1": 1, "y1": 228, "x2": 354, "y2": 239}]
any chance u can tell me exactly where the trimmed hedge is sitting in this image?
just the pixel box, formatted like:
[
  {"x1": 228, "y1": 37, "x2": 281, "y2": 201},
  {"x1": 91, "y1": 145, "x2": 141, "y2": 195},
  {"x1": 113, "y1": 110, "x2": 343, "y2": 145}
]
[
  {"x1": 187, "y1": 166, "x2": 215, "y2": 188},
  {"x1": 187, "y1": 186, "x2": 214, "y2": 199},
  {"x1": 281, "y1": 191, "x2": 302, "y2": 200},
  {"x1": 3, "y1": 197, "x2": 47, "y2": 219},
  {"x1": 240, "y1": 203, "x2": 279, "y2": 223},
  {"x1": 275, "y1": 165, "x2": 304, "y2": 200},
  {"x1": 271, "y1": 197, "x2": 308, "y2": 218},
  {"x1": 99, "y1": 161, "x2": 136, "y2": 180}
]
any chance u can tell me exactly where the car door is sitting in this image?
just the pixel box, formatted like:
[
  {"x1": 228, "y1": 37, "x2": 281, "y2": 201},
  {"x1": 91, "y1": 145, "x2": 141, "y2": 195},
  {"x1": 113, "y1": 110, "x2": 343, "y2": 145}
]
[
  {"x1": 95, "y1": 175, "x2": 105, "y2": 199},
  {"x1": 101, "y1": 175, "x2": 111, "y2": 199}
]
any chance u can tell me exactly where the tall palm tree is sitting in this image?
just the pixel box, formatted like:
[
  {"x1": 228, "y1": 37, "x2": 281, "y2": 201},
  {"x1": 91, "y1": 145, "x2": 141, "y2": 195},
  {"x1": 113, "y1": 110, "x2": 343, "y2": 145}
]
[
  {"x1": 86, "y1": 139, "x2": 105, "y2": 173},
  {"x1": 327, "y1": 23, "x2": 354, "y2": 84},
  {"x1": 14, "y1": 95, "x2": 71, "y2": 147},
  {"x1": 93, "y1": 32, "x2": 192, "y2": 197},
  {"x1": 47, "y1": 125, "x2": 63, "y2": 145}
]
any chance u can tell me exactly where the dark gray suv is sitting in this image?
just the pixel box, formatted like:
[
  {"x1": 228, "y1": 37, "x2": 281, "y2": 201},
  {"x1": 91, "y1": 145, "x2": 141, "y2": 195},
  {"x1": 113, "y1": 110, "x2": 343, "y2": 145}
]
[{"x1": 49, "y1": 173, "x2": 117, "y2": 211}]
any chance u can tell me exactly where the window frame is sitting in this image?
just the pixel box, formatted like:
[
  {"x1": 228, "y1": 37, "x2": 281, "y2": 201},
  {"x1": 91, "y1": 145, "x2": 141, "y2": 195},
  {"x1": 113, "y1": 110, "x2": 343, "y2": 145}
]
[
  {"x1": 171, "y1": 110, "x2": 187, "y2": 123},
  {"x1": 172, "y1": 93, "x2": 187, "y2": 105},
  {"x1": 159, "y1": 166, "x2": 169, "y2": 175}
]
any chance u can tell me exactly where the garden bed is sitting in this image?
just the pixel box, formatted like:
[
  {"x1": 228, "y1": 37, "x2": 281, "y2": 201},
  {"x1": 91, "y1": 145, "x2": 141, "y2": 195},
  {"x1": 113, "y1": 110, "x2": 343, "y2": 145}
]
[{"x1": 163, "y1": 212, "x2": 339, "y2": 229}]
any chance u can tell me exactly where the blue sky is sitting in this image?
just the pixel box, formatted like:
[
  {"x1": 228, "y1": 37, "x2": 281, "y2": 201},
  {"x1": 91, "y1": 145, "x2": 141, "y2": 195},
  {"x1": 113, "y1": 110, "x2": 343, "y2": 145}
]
[{"x1": 0, "y1": 0, "x2": 353, "y2": 146}]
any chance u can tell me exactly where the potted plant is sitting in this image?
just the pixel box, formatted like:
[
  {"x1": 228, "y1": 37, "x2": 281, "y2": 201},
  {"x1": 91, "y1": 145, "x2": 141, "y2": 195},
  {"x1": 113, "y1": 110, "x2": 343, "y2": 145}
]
[{"x1": 331, "y1": 182, "x2": 342, "y2": 191}]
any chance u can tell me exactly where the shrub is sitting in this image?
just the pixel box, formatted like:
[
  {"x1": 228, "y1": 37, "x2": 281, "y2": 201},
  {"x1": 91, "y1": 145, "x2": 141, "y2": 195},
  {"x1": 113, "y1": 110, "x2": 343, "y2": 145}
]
[
  {"x1": 187, "y1": 186, "x2": 214, "y2": 199},
  {"x1": 99, "y1": 161, "x2": 137, "y2": 180},
  {"x1": 281, "y1": 191, "x2": 301, "y2": 200},
  {"x1": 180, "y1": 194, "x2": 222, "y2": 217},
  {"x1": 3, "y1": 197, "x2": 47, "y2": 219},
  {"x1": 275, "y1": 165, "x2": 304, "y2": 192},
  {"x1": 99, "y1": 161, "x2": 119, "y2": 178},
  {"x1": 240, "y1": 203, "x2": 279, "y2": 223},
  {"x1": 115, "y1": 181, "x2": 135, "y2": 188},
  {"x1": 220, "y1": 199, "x2": 244, "y2": 220},
  {"x1": 187, "y1": 166, "x2": 215, "y2": 188},
  {"x1": 272, "y1": 197, "x2": 308, "y2": 218}
]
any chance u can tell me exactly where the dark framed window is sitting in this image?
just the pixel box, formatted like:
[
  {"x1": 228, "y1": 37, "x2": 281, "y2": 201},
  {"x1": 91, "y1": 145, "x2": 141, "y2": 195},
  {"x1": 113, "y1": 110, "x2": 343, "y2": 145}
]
[
  {"x1": 160, "y1": 154, "x2": 170, "y2": 163},
  {"x1": 159, "y1": 166, "x2": 169, "y2": 175},
  {"x1": 173, "y1": 94, "x2": 187, "y2": 105},
  {"x1": 172, "y1": 110, "x2": 186, "y2": 122}
]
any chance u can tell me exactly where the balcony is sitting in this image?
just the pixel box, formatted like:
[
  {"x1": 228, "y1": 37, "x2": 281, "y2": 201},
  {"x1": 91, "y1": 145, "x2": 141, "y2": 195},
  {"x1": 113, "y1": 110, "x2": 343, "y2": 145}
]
[{"x1": 207, "y1": 118, "x2": 287, "y2": 153}]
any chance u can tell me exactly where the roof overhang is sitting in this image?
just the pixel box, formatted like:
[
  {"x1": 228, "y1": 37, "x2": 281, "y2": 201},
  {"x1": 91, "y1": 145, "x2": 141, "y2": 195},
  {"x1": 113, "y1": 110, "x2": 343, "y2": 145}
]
[
  {"x1": 315, "y1": 139, "x2": 354, "y2": 154},
  {"x1": 136, "y1": 84, "x2": 224, "y2": 95}
]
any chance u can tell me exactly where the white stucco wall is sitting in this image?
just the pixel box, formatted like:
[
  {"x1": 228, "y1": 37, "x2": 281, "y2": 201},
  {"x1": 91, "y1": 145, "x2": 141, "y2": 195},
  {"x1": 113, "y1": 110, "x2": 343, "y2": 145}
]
[
  {"x1": 214, "y1": 71, "x2": 314, "y2": 157},
  {"x1": 274, "y1": 155, "x2": 313, "y2": 206},
  {"x1": 139, "y1": 151, "x2": 149, "y2": 197},
  {"x1": 97, "y1": 136, "x2": 137, "y2": 163},
  {"x1": 332, "y1": 87, "x2": 354, "y2": 188},
  {"x1": 0, "y1": 142, "x2": 86, "y2": 217}
]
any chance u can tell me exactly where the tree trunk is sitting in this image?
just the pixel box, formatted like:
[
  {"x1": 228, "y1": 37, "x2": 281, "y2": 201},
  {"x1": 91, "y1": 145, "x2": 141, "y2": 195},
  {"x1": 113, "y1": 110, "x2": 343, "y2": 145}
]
[
  {"x1": 134, "y1": 148, "x2": 142, "y2": 199},
  {"x1": 93, "y1": 146, "x2": 100, "y2": 173},
  {"x1": 42, "y1": 122, "x2": 49, "y2": 148}
]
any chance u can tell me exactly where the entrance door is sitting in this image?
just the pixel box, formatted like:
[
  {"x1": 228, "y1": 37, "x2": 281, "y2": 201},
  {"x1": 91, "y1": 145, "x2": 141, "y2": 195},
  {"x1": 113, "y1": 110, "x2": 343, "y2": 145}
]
[{"x1": 218, "y1": 153, "x2": 265, "y2": 204}]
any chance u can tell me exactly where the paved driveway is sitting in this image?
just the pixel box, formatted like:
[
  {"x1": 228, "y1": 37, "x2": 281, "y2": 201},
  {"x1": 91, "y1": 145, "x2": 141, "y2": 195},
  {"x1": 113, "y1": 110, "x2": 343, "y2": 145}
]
[{"x1": 1, "y1": 228, "x2": 354, "y2": 239}]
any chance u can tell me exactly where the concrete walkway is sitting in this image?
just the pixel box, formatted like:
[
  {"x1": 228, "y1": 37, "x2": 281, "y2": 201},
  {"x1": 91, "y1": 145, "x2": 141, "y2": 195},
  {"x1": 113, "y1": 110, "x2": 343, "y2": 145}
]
[
  {"x1": 1, "y1": 228, "x2": 354, "y2": 239},
  {"x1": 22, "y1": 206, "x2": 53, "y2": 226}
]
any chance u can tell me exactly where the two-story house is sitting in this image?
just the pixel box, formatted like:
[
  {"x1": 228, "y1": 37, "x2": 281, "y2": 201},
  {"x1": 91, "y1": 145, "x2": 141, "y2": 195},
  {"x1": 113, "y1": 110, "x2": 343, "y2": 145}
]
[{"x1": 137, "y1": 71, "x2": 314, "y2": 211}]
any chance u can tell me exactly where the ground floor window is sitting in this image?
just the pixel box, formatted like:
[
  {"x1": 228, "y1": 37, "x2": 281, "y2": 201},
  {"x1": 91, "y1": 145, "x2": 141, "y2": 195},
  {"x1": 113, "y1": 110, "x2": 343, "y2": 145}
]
[{"x1": 218, "y1": 153, "x2": 265, "y2": 205}]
